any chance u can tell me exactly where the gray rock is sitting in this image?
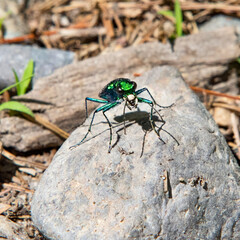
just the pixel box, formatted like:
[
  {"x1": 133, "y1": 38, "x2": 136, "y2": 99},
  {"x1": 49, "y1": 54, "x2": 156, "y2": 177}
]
[
  {"x1": 0, "y1": 45, "x2": 74, "y2": 89},
  {"x1": 200, "y1": 14, "x2": 240, "y2": 34},
  {"x1": 31, "y1": 66, "x2": 240, "y2": 240}
]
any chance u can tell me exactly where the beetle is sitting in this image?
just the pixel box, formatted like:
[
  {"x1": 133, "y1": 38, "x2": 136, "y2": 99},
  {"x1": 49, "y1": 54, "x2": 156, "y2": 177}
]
[{"x1": 70, "y1": 78, "x2": 177, "y2": 152}]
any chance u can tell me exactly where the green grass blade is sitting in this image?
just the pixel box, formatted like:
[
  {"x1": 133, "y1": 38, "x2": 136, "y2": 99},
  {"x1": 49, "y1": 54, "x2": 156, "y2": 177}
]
[
  {"x1": 175, "y1": 0, "x2": 183, "y2": 37},
  {"x1": 0, "y1": 74, "x2": 34, "y2": 95},
  {"x1": 19, "y1": 59, "x2": 34, "y2": 95},
  {"x1": 0, "y1": 18, "x2": 4, "y2": 30},
  {"x1": 13, "y1": 68, "x2": 21, "y2": 95},
  {"x1": 158, "y1": 10, "x2": 174, "y2": 18},
  {"x1": 0, "y1": 101, "x2": 34, "y2": 117}
]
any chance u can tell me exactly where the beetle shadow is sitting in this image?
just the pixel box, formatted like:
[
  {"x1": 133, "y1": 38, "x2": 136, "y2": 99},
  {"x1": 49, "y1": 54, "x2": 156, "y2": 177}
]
[
  {"x1": 112, "y1": 110, "x2": 178, "y2": 157},
  {"x1": 73, "y1": 110, "x2": 178, "y2": 157}
]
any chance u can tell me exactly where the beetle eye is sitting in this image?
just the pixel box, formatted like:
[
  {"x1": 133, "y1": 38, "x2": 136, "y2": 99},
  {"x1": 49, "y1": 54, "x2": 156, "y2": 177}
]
[
  {"x1": 133, "y1": 81, "x2": 137, "y2": 90},
  {"x1": 117, "y1": 87, "x2": 123, "y2": 93}
]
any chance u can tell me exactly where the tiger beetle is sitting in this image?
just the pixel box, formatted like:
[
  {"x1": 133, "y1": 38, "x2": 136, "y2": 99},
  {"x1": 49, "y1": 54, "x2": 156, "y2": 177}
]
[{"x1": 70, "y1": 78, "x2": 177, "y2": 152}]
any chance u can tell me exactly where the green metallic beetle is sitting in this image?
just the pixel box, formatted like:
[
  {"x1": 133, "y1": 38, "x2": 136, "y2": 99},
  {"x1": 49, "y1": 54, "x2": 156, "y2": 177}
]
[{"x1": 70, "y1": 78, "x2": 177, "y2": 152}]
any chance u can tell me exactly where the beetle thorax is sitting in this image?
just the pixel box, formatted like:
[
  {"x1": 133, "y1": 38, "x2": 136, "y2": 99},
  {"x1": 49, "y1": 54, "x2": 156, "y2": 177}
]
[{"x1": 125, "y1": 94, "x2": 138, "y2": 109}]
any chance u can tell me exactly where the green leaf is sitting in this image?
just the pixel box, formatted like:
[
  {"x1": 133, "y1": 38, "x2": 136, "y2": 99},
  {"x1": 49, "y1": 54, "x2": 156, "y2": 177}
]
[
  {"x1": 237, "y1": 57, "x2": 240, "y2": 64},
  {"x1": 174, "y1": 0, "x2": 183, "y2": 37},
  {"x1": 0, "y1": 75, "x2": 34, "y2": 96},
  {"x1": 0, "y1": 18, "x2": 4, "y2": 30},
  {"x1": 0, "y1": 101, "x2": 34, "y2": 117},
  {"x1": 18, "y1": 59, "x2": 34, "y2": 95},
  {"x1": 13, "y1": 68, "x2": 21, "y2": 95},
  {"x1": 158, "y1": 10, "x2": 175, "y2": 18}
]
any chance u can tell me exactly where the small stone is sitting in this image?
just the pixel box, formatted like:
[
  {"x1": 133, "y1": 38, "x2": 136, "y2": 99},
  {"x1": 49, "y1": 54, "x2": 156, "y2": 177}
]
[
  {"x1": 0, "y1": 45, "x2": 74, "y2": 89},
  {"x1": 163, "y1": 20, "x2": 175, "y2": 37},
  {"x1": 179, "y1": 177, "x2": 186, "y2": 184},
  {"x1": 60, "y1": 16, "x2": 70, "y2": 27}
]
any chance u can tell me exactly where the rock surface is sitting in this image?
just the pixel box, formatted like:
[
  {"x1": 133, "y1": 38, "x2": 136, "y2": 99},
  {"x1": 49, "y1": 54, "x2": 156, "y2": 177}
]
[
  {"x1": 31, "y1": 66, "x2": 240, "y2": 240},
  {"x1": 1, "y1": 27, "x2": 240, "y2": 152},
  {"x1": 0, "y1": 44, "x2": 74, "y2": 89},
  {"x1": 200, "y1": 14, "x2": 240, "y2": 35}
]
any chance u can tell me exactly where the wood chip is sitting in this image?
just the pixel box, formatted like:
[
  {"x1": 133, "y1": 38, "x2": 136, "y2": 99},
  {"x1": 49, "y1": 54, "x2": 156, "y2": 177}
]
[
  {"x1": 11, "y1": 176, "x2": 21, "y2": 185},
  {"x1": 1, "y1": 148, "x2": 47, "y2": 170},
  {"x1": 100, "y1": 3, "x2": 115, "y2": 38},
  {"x1": 52, "y1": 1, "x2": 93, "y2": 13},
  {"x1": 181, "y1": 2, "x2": 240, "y2": 12},
  {"x1": 231, "y1": 113, "x2": 240, "y2": 159},
  {"x1": 18, "y1": 168, "x2": 37, "y2": 176},
  {"x1": 30, "y1": 0, "x2": 69, "y2": 11},
  {"x1": 0, "y1": 204, "x2": 11, "y2": 214},
  {"x1": 0, "y1": 188, "x2": 11, "y2": 197},
  {"x1": 2, "y1": 183, "x2": 33, "y2": 193},
  {"x1": 163, "y1": 170, "x2": 169, "y2": 194},
  {"x1": 212, "y1": 102, "x2": 240, "y2": 114}
]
